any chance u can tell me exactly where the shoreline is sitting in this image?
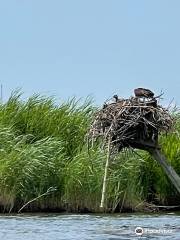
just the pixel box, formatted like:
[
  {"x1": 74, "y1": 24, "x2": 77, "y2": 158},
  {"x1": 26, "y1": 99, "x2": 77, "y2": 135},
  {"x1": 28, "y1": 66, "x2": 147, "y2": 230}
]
[{"x1": 1, "y1": 202, "x2": 180, "y2": 214}]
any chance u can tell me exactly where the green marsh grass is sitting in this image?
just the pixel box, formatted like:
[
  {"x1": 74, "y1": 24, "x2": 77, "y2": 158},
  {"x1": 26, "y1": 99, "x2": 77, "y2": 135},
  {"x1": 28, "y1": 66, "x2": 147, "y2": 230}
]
[{"x1": 0, "y1": 92, "x2": 179, "y2": 212}]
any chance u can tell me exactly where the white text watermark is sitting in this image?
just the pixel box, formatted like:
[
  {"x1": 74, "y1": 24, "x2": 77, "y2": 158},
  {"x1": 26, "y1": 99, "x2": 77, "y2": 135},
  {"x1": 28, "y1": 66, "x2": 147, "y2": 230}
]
[{"x1": 135, "y1": 227, "x2": 173, "y2": 236}]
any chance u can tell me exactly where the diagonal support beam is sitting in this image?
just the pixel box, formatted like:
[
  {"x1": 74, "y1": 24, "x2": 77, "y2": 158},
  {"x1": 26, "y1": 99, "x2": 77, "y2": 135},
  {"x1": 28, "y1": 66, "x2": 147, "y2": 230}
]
[{"x1": 149, "y1": 148, "x2": 180, "y2": 194}]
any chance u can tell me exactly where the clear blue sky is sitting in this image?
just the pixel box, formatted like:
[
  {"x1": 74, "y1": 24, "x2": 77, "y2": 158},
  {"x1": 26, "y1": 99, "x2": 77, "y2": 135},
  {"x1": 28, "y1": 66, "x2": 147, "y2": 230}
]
[{"x1": 0, "y1": 0, "x2": 179, "y2": 105}]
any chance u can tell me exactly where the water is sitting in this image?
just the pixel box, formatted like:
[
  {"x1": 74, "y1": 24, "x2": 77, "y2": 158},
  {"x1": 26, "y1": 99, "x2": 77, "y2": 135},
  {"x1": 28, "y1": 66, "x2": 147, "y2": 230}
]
[{"x1": 0, "y1": 212, "x2": 180, "y2": 240}]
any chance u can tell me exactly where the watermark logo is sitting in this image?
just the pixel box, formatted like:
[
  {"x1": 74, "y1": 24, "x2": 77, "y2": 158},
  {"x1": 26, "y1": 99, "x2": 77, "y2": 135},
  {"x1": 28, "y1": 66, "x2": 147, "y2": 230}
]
[
  {"x1": 135, "y1": 227, "x2": 144, "y2": 236},
  {"x1": 135, "y1": 226, "x2": 173, "y2": 236}
]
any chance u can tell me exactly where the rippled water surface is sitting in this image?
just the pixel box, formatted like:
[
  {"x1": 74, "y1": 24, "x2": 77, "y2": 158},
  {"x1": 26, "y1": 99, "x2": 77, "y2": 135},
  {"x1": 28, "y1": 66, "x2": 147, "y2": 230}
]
[{"x1": 0, "y1": 212, "x2": 180, "y2": 240}]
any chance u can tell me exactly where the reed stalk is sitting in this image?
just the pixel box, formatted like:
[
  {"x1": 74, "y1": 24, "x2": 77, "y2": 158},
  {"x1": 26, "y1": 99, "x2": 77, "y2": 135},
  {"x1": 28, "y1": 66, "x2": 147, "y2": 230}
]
[{"x1": 100, "y1": 137, "x2": 111, "y2": 209}]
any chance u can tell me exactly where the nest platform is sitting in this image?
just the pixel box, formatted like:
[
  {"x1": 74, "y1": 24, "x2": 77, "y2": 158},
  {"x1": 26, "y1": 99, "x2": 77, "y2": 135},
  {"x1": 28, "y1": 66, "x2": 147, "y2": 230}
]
[{"x1": 89, "y1": 95, "x2": 173, "y2": 151}]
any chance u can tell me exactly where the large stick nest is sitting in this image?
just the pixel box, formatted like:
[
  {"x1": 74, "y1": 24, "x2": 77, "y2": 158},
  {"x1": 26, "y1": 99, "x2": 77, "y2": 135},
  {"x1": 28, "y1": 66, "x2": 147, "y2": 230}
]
[{"x1": 89, "y1": 93, "x2": 173, "y2": 151}]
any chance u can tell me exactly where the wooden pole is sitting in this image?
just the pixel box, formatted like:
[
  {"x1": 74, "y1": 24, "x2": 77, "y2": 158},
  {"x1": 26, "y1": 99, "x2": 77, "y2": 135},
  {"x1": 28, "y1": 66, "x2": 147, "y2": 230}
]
[
  {"x1": 100, "y1": 138, "x2": 111, "y2": 209},
  {"x1": 150, "y1": 148, "x2": 180, "y2": 194}
]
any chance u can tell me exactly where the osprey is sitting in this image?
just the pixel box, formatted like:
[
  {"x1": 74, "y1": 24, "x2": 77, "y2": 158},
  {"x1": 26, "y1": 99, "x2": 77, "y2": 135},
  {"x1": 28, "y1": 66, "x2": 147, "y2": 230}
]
[
  {"x1": 113, "y1": 94, "x2": 119, "y2": 102},
  {"x1": 102, "y1": 103, "x2": 107, "y2": 109},
  {"x1": 134, "y1": 88, "x2": 154, "y2": 98}
]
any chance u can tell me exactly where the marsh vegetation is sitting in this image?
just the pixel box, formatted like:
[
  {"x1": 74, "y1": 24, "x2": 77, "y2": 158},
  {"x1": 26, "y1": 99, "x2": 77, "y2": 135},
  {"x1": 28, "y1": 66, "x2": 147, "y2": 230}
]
[{"x1": 0, "y1": 91, "x2": 179, "y2": 213}]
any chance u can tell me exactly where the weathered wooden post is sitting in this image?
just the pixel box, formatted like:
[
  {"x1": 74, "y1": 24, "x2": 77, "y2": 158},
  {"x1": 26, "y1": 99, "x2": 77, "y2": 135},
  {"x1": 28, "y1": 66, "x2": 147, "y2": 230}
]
[
  {"x1": 129, "y1": 138, "x2": 180, "y2": 195},
  {"x1": 149, "y1": 148, "x2": 180, "y2": 194},
  {"x1": 130, "y1": 138, "x2": 180, "y2": 195}
]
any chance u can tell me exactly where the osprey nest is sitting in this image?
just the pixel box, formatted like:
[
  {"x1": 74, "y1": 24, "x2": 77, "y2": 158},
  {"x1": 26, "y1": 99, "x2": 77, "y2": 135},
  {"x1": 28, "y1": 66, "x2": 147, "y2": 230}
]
[{"x1": 89, "y1": 88, "x2": 173, "y2": 152}]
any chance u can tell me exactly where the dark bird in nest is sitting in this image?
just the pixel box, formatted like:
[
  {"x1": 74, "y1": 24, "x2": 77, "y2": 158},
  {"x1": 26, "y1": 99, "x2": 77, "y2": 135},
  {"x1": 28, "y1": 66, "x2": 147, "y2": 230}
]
[
  {"x1": 103, "y1": 103, "x2": 108, "y2": 109},
  {"x1": 134, "y1": 88, "x2": 154, "y2": 98},
  {"x1": 113, "y1": 94, "x2": 119, "y2": 102}
]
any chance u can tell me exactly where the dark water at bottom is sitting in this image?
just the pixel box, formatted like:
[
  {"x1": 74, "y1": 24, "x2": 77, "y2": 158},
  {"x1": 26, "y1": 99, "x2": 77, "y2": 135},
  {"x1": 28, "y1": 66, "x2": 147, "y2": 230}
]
[{"x1": 0, "y1": 212, "x2": 180, "y2": 240}]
